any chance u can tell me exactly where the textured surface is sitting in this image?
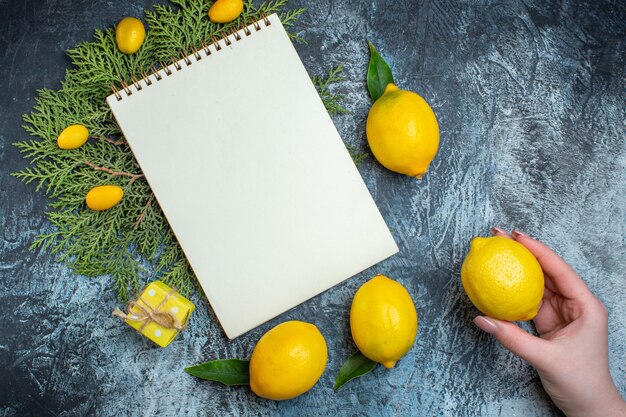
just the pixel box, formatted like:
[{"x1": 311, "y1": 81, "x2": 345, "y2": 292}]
[{"x1": 1, "y1": 0, "x2": 624, "y2": 416}]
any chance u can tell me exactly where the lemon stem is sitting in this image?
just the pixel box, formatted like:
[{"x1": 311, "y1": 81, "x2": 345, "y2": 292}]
[{"x1": 384, "y1": 83, "x2": 399, "y2": 94}]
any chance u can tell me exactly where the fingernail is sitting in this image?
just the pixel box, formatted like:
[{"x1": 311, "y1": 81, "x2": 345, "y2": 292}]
[
  {"x1": 491, "y1": 226, "x2": 506, "y2": 235},
  {"x1": 473, "y1": 316, "x2": 497, "y2": 334},
  {"x1": 512, "y1": 229, "x2": 529, "y2": 238}
]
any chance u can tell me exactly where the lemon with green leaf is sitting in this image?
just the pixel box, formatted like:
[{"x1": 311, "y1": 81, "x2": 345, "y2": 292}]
[
  {"x1": 366, "y1": 43, "x2": 440, "y2": 178},
  {"x1": 350, "y1": 275, "x2": 418, "y2": 369},
  {"x1": 367, "y1": 84, "x2": 439, "y2": 177},
  {"x1": 249, "y1": 321, "x2": 328, "y2": 400}
]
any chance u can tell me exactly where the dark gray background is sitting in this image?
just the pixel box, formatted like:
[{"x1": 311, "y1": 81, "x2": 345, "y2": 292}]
[{"x1": 1, "y1": 0, "x2": 624, "y2": 416}]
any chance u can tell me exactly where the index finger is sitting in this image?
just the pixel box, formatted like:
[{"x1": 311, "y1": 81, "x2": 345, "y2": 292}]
[{"x1": 511, "y1": 230, "x2": 592, "y2": 301}]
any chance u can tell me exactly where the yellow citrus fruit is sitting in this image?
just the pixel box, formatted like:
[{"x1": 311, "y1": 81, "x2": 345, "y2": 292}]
[
  {"x1": 366, "y1": 83, "x2": 439, "y2": 178},
  {"x1": 208, "y1": 0, "x2": 244, "y2": 23},
  {"x1": 57, "y1": 124, "x2": 89, "y2": 149},
  {"x1": 85, "y1": 185, "x2": 124, "y2": 211},
  {"x1": 116, "y1": 17, "x2": 146, "y2": 54},
  {"x1": 350, "y1": 275, "x2": 418, "y2": 369},
  {"x1": 461, "y1": 236, "x2": 544, "y2": 321},
  {"x1": 249, "y1": 321, "x2": 327, "y2": 400}
]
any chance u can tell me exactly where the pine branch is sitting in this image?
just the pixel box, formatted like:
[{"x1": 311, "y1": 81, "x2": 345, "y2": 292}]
[
  {"x1": 313, "y1": 65, "x2": 369, "y2": 165},
  {"x1": 346, "y1": 144, "x2": 369, "y2": 167},
  {"x1": 133, "y1": 192, "x2": 155, "y2": 228},
  {"x1": 81, "y1": 160, "x2": 144, "y2": 184},
  {"x1": 314, "y1": 64, "x2": 349, "y2": 115},
  {"x1": 99, "y1": 135, "x2": 127, "y2": 146}
]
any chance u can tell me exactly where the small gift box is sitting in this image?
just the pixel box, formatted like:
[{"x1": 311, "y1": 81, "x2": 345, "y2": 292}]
[{"x1": 113, "y1": 281, "x2": 194, "y2": 347}]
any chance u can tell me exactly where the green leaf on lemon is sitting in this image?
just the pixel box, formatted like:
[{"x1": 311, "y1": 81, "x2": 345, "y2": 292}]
[
  {"x1": 334, "y1": 351, "x2": 378, "y2": 391},
  {"x1": 184, "y1": 359, "x2": 250, "y2": 386},
  {"x1": 367, "y1": 42, "x2": 395, "y2": 102}
]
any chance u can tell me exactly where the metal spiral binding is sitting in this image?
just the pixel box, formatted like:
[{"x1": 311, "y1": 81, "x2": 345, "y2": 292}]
[
  {"x1": 120, "y1": 80, "x2": 132, "y2": 96},
  {"x1": 141, "y1": 71, "x2": 153, "y2": 85},
  {"x1": 260, "y1": 12, "x2": 271, "y2": 26},
  {"x1": 111, "y1": 15, "x2": 272, "y2": 101},
  {"x1": 131, "y1": 76, "x2": 143, "y2": 91},
  {"x1": 211, "y1": 35, "x2": 222, "y2": 51}
]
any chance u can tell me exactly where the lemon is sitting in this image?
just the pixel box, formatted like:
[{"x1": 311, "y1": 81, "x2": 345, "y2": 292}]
[
  {"x1": 461, "y1": 236, "x2": 544, "y2": 321},
  {"x1": 116, "y1": 17, "x2": 146, "y2": 55},
  {"x1": 57, "y1": 124, "x2": 89, "y2": 150},
  {"x1": 85, "y1": 185, "x2": 124, "y2": 211},
  {"x1": 249, "y1": 321, "x2": 327, "y2": 400},
  {"x1": 208, "y1": 0, "x2": 244, "y2": 23},
  {"x1": 366, "y1": 84, "x2": 439, "y2": 178},
  {"x1": 350, "y1": 275, "x2": 418, "y2": 369}
]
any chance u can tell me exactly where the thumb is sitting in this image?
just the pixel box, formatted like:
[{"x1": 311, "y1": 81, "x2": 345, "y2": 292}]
[{"x1": 474, "y1": 316, "x2": 549, "y2": 369}]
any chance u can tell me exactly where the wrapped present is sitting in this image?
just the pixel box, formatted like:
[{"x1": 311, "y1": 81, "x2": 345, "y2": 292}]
[{"x1": 113, "y1": 281, "x2": 194, "y2": 347}]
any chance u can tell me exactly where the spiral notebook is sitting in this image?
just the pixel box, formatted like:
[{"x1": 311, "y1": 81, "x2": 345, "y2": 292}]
[{"x1": 107, "y1": 14, "x2": 398, "y2": 339}]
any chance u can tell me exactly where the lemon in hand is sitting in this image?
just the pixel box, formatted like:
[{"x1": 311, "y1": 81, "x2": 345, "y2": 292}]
[
  {"x1": 249, "y1": 321, "x2": 327, "y2": 400},
  {"x1": 350, "y1": 275, "x2": 418, "y2": 368},
  {"x1": 461, "y1": 236, "x2": 544, "y2": 321},
  {"x1": 366, "y1": 84, "x2": 439, "y2": 178}
]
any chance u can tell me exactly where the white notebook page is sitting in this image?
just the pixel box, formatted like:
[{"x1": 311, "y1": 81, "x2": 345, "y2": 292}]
[{"x1": 107, "y1": 14, "x2": 398, "y2": 339}]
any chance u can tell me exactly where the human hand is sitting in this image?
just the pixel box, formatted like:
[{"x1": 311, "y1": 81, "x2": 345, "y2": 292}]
[{"x1": 472, "y1": 228, "x2": 626, "y2": 417}]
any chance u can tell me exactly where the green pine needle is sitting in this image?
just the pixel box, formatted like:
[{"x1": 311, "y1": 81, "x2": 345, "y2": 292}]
[
  {"x1": 313, "y1": 64, "x2": 349, "y2": 115},
  {"x1": 13, "y1": 0, "x2": 352, "y2": 301},
  {"x1": 313, "y1": 64, "x2": 369, "y2": 165},
  {"x1": 346, "y1": 144, "x2": 369, "y2": 166}
]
